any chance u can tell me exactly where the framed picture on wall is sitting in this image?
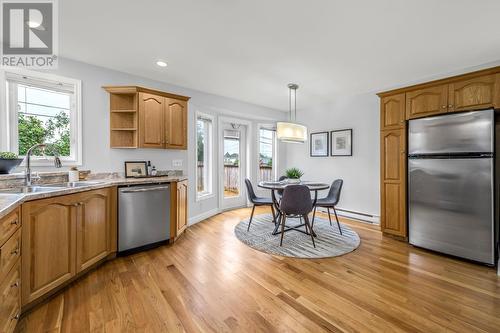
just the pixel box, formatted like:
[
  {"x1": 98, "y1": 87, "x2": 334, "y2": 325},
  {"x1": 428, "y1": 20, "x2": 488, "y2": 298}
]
[
  {"x1": 124, "y1": 161, "x2": 148, "y2": 178},
  {"x1": 310, "y1": 132, "x2": 329, "y2": 157},
  {"x1": 330, "y1": 129, "x2": 352, "y2": 156}
]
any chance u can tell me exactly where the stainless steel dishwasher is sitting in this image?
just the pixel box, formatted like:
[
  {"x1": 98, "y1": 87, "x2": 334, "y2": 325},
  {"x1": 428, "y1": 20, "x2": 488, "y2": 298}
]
[{"x1": 118, "y1": 183, "x2": 170, "y2": 252}]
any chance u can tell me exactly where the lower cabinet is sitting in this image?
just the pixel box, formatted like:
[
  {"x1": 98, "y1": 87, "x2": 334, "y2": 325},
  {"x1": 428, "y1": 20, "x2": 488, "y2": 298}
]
[
  {"x1": 21, "y1": 188, "x2": 115, "y2": 306},
  {"x1": 0, "y1": 208, "x2": 21, "y2": 333},
  {"x1": 171, "y1": 180, "x2": 188, "y2": 240}
]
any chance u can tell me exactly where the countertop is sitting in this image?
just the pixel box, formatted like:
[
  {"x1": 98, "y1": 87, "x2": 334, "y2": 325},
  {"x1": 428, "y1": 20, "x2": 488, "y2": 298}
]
[{"x1": 0, "y1": 176, "x2": 187, "y2": 220}]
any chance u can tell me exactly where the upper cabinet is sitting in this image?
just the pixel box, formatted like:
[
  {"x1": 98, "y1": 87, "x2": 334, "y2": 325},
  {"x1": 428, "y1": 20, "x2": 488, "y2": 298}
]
[
  {"x1": 103, "y1": 86, "x2": 190, "y2": 150},
  {"x1": 165, "y1": 99, "x2": 187, "y2": 149},
  {"x1": 380, "y1": 94, "x2": 406, "y2": 130},
  {"x1": 139, "y1": 93, "x2": 165, "y2": 148},
  {"x1": 448, "y1": 74, "x2": 497, "y2": 112},
  {"x1": 406, "y1": 85, "x2": 448, "y2": 119},
  {"x1": 379, "y1": 66, "x2": 500, "y2": 121}
]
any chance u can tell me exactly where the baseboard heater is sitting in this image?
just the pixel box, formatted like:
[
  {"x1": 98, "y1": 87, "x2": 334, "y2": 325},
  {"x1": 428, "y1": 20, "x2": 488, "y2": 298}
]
[{"x1": 317, "y1": 207, "x2": 379, "y2": 224}]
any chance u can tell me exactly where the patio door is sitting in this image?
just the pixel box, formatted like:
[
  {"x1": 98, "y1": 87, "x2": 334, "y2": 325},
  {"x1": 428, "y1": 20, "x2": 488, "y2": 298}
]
[{"x1": 220, "y1": 121, "x2": 247, "y2": 210}]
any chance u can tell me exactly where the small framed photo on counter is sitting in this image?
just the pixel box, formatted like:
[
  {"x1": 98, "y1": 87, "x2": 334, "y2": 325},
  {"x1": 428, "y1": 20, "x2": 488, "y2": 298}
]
[
  {"x1": 330, "y1": 129, "x2": 352, "y2": 156},
  {"x1": 310, "y1": 132, "x2": 329, "y2": 157},
  {"x1": 124, "y1": 161, "x2": 148, "y2": 178}
]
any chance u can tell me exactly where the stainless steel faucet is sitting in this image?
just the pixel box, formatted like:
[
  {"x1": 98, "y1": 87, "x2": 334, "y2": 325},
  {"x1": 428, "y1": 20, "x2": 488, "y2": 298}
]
[{"x1": 25, "y1": 143, "x2": 63, "y2": 186}]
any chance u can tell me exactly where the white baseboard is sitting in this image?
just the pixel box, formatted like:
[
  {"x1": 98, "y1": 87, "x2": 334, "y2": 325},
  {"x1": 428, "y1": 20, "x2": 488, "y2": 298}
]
[
  {"x1": 316, "y1": 207, "x2": 380, "y2": 224},
  {"x1": 188, "y1": 208, "x2": 220, "y2": 226}
]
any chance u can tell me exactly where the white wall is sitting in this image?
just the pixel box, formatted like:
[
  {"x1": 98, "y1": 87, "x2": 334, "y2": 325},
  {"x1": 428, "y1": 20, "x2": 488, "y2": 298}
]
[
  {"x1": 1, "y1": 58, "x2": 287, "y2": 220},
  {"x1": 286, "y1": 93, "x2": 380, "y2": 219}
]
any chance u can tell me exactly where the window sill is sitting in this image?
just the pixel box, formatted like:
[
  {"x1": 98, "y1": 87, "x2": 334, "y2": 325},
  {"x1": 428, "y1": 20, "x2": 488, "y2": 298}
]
[
  {"x1": 196, "y1": 193, "x2": 215, "y2": 202},
  {"x1": 18, "y1": 157, "x2": 82, "y2": 167}
]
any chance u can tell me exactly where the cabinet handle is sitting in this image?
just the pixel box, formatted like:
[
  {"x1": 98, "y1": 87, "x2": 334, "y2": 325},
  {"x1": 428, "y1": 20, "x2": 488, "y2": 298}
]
[
  {"x1": 10, "y1": 219, "x2": 18, "y2": 225},
  {"x1": 448, "y1": 104, "x2": 453, "y2": 108},
  {"x1": 11, "y1": 248, "x2": 19, "y2": 255},
  {"x1": 11, "y1": 280, "x2": 19, "y2": 288},
  {"x1": 441, "y1": 105, "x2": 447, "y2": 109},
  {"x1": 13, "y1": 312, "x2": 20, "y2": 320}
]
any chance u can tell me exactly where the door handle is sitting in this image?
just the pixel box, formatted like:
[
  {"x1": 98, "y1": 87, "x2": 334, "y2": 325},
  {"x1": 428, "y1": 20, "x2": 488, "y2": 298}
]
[{"x1": 120, "y1": 186, "x2": 169, "y2": 193}]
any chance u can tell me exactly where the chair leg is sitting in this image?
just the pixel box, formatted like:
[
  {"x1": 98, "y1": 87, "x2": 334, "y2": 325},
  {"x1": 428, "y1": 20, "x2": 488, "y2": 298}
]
[
  {"x1": 311, "y1": 206, "x2": 317, "y2": 229},
  {"x1": 270, "y1": 205, "x2": 276, "y2": 224},
  {"x1": 327, "y1": 207, "x2": 332, "y2": 226},
  {"x1": 303, "y1": 214, "x2": 316, "y2": 248},
  {"x1": 247, "y1": 205, "x2": 256, "y2": 231},
  {"x1": 333, "y1": 207, "x2": 342, "y2": 235},
  {"x1": 280, "y1": 215, "x2": 287, "y2": 246}
]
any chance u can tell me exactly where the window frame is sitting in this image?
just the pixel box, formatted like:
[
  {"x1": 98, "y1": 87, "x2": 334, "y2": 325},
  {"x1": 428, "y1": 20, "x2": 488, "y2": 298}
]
[
  {"x1": 1, "y1": 68, "x2": 82, "y2": 166},
  {"x1": 257, "y1": 124, "x2": 278, "y2": 182},
  {"x1": 196, "y1": 112, "x2": 215, "y2": 201}
]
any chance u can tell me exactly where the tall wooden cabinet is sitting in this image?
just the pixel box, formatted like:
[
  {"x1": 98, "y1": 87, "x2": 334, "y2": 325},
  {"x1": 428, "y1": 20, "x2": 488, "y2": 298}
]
[
  {"x1": 104, "y1": 86, "x2": 190, "y2": 150},
  {"x1": 378, "y1": 66, "x2": 500, "y2": 239},
  {"x1": 21, "y1": 188, "x2": 116, "y2": 306}
]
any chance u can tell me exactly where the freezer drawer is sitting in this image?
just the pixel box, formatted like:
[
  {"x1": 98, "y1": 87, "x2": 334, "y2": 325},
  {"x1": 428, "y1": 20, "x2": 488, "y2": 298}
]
[
  {"x1": 408, "y1": 158, "x2": 494, "y2": 264},
  {"x1": 408, "y1": 110, "x2": 494, "y2": 155}
]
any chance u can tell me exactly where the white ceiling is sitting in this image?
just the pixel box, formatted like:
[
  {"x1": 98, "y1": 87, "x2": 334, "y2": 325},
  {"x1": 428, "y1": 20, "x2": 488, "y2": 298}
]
[{"x1": 60, "y1": 0, "x2": 500, "y2": 111}]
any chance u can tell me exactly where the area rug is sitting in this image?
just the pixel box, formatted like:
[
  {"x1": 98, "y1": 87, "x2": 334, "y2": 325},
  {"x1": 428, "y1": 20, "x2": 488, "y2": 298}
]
[{"x1": 234, "y1": 213, "x2": 360, "y2": 259}]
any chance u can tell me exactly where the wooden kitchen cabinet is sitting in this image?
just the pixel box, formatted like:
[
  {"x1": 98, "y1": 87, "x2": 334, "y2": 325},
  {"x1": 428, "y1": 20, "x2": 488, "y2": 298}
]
[
  {"x1": 75, "y1": 188, "x2": 114, "y2": 273},
  {"x1": 0, "y1": 208, "x2": 21, "y2": 333},
  {"x1": 380, "y1": 93, "x2": 406, "y2": 130},
  {"x1": 21, "y1": 188, "x2": 115, "y2": 306},
  {"x1": 406, "y1": 85, "x2": 448, "y2": 119},
  {"x1": 138, "y1": 93, "x2": 165, "y2": 148},
  {"x1": 171, "y1": 180, "x2": 188, "y2": 240},
  {"x1": 165, "y1": 98, "x2": 188, "y2": 149},
  {"x1": 21, "y1": 195, "x2": 77, "y2": 305},
  {"x1": 378, "y1": 65, "x2": 500, "y2": 241},
  {"x1": 448, "y1": 74, "x2": 498, "y2": 112},
  {"x1": 380, "y1": 129, "x2": 407, "y2": 238},
  {"x1": 104, "y1": 86, "x2": 190, "y2": 150}
]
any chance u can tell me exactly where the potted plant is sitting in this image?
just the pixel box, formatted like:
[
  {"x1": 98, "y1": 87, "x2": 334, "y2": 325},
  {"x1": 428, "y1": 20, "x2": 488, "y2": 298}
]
[
  {"x1": 0, "y1": 152, "x2": 24, "y2": 174},
  {"x1": 284, "y1": 167, "x2": 304, "y2": 184}
]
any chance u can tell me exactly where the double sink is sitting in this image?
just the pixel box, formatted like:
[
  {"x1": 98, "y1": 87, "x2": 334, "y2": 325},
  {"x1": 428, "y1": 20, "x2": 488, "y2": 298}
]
[{"x1": 0, "y1": 181, "x2": 105, "y2": 194}]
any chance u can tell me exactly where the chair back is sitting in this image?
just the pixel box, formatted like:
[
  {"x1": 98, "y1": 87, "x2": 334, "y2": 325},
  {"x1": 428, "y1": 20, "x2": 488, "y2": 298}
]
[
  {"x1": 244, "y1": 178, "x2": 257, "y2": 202},
  {"x1": 277, "y1": 175, "x2": 287, "y2": 196},
  {"x1": 326, "y1": 179, "x2": 343, "y2": 205},
  {"x1": 280, "y1": 185, "x2": 313, "y2": 215}
]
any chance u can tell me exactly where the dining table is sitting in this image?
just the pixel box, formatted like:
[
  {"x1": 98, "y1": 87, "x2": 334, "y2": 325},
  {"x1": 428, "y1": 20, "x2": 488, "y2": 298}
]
[{"x1": 258, "y1": 180, "x2": 330, "y2": 236}]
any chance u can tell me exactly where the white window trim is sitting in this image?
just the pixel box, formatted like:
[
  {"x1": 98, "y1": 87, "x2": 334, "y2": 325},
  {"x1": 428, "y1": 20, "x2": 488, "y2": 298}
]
[
  {"x1": 196, "y1": 111, "x2": 215, "y2": 201},
  {"x1": 257, "y1": 123, "x2": 278, "y2": 181},
  {"x1": 1, "y1": 68, "x2": 82, "y2": 166}
]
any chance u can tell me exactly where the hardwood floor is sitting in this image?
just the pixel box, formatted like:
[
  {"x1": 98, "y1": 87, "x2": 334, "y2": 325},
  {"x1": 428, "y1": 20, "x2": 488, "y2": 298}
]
[{"x1": 16, "y1": 207, "x2": 500, "y2": 332}]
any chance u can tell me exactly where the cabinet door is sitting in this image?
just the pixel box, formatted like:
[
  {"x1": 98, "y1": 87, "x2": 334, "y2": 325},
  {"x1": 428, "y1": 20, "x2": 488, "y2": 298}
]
[
  {"x1": 176, "y1": 180, "x2": 188, "y2": 236},
  {"x1": 406, "y1": 85, "x2": 448, "y2": 119},
  {"x1": 21, "y1": 197, "x2": 76, "y2": 305},
  {"x1": 165, "y1": 98, "x2": 187, "y2": 149},
  {"x1": 380, "y1": 94, "x2": 405, "y2": 130},
  {"x1": 75, "y1": 189, "x2": 112, "y2": 273},
  {"x1": 139, "y1": 93, "x2": 165, "y2": 148},
  {"x1": 380, "y1": 129, "x2": 407, "y2": 237},
  {"x1": 448, "y1": 75, "x2": 497, "y2": 112}
]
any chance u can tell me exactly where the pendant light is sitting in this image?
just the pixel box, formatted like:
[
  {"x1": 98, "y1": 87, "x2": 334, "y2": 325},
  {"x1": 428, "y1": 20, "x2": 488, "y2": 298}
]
[{"x1": 277, "y1": 83, "x2": 307, "y2": 143}]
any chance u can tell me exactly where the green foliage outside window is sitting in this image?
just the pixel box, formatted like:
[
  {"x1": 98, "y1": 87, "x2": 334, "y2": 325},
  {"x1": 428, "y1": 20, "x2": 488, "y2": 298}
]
[{"x1": 18, "y1": 111, "x2": 70, "y2": 156}]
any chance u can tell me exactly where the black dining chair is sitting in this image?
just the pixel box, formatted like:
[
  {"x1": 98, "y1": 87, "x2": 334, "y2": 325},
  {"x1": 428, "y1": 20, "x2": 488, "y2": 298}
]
[
  {"x1": 312, "y1": 179, "x2": 343, "y2": 234},
  {"x1": 279, "y1": 185, "x2": 315, "y2": 248},
  {"x1": 245, "y1": 178, "x2": 275, "y2": 231},
  {"x1": 276, "y1": 175, "x2": 287, "y2": 200}
]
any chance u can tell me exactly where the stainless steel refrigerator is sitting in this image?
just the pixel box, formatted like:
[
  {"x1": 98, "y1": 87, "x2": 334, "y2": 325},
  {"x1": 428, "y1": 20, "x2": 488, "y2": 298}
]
[{"x1": 408, "y1": 109, "x2": 496, "y2": 265}]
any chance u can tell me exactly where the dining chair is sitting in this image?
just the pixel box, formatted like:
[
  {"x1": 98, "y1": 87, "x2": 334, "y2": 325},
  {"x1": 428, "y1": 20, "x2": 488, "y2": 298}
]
[
  {"x1": 276, "y1": 175, "x2": 287, "y2": 200},
  {"x1": 312, "y1": 179, "x2": 343, "y2": 234},
  {"x1": 279, "y1": 185, "x2": 315, "y2": 248},
  {"x1": 244, "y1": 178, "x2": 275, "y2": 231}
]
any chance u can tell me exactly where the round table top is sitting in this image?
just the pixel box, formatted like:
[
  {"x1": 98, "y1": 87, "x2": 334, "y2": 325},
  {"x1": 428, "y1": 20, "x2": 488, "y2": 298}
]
[{"x1": 258, "y1": 180, "x2": 329, "y2": 191}]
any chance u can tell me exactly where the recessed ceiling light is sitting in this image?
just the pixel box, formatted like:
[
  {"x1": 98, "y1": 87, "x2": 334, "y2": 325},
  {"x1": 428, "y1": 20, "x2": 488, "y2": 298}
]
[{"x1": 156, "y1": 60, "x2": 167, "y2": 67}]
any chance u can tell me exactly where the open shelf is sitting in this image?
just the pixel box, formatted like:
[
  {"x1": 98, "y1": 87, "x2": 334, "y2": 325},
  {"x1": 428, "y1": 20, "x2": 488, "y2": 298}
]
[
  {"x1": 107, "y1": 91, "x2": 138, "y2": 148},
  {"x1": 111, "y1": 109, "x2": 136, "y2": 113},
  {"x1": 111, "y1": 128, "x2": 137, "y2": 131}
]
